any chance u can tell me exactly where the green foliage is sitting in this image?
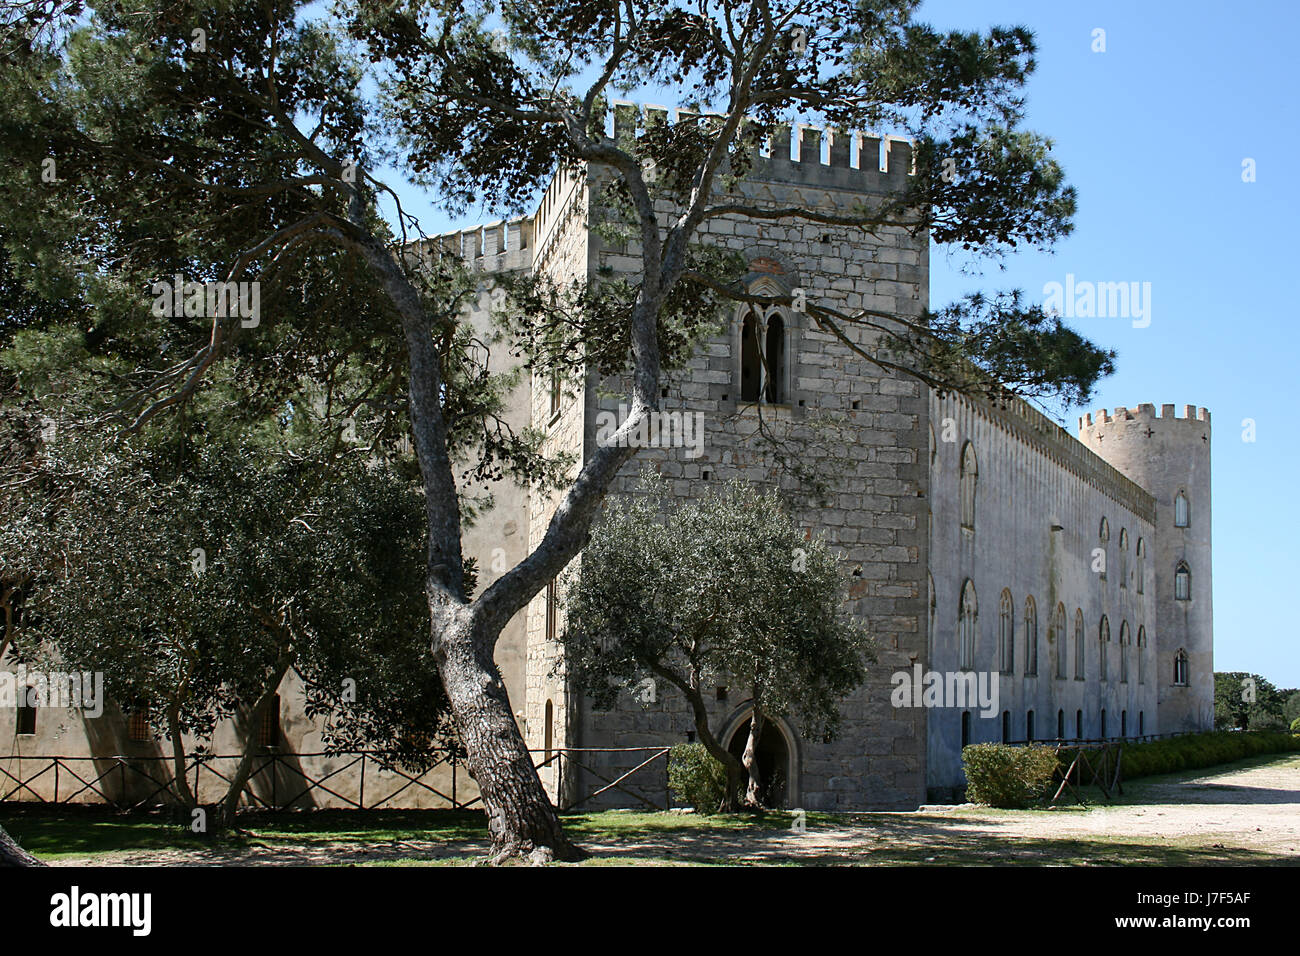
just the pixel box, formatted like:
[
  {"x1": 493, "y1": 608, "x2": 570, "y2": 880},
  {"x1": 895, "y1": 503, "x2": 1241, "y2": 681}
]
[
  {"x1": 561, "y1": 475, "x2": 876, "y2": 744},
  {"x1": 1069, "y1": 731, "x2": 1300, "y2": 782},
  {"x1": 667, "y1": 743, "x2": 728, "y2": 814},
  {"x1": 961, "y1": 743, "x2": 1058, "y2": 809},
  {"x1": 1214, "y1": 671, "x2": 1289, "y2": 731}
]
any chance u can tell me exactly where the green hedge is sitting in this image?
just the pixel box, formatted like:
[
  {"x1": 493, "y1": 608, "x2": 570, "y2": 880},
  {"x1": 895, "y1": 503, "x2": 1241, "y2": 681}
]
[
  {"x1": 961, "y1": 743, "x2": 1059, "y2": 808},
  {"x1": 1058, "y1": 730, "x2": 1300, "y2": 782},
  {"x1": 667, "y1": 743, "x2": 728, "y2": 814}
]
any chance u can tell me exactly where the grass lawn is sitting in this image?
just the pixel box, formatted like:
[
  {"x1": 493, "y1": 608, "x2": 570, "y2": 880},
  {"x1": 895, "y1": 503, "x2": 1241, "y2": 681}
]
[{"x1": 5, "y1": 752, "x2": 1297, "y2": 866}]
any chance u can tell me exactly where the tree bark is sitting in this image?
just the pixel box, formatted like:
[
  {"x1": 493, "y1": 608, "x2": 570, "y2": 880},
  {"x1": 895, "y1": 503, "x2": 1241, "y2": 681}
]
[
  {"x1": 741, "y1": 709, "x2": 765, "y2": 808},
  {"x1": 0, "y1": 823, "x2": 42, "y2": 867},
  {"x1": 217, "y1": 654, "x2": 292, "y2": 828},
  {"x1": 166, "y1": 702, "x2": 197, "y2": 810},
  {"x1": 434, "y1": 615, "x2": 581, "y2": 862}
]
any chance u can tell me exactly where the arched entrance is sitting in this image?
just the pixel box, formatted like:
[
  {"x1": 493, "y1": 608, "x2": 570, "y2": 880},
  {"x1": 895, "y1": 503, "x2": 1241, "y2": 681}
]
[{"x1": 725, "y1": 713, "x2": 795, "y2": 809}]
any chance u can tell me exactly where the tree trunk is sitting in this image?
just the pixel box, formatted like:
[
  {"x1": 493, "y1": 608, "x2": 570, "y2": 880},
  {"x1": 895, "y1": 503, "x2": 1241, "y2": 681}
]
[
  {"x1": 217, "y1": 656, "x2": 292, "y2": 829},
  {"x1": 166, "y1": 703, "x2": 197, "y2": 810},
  {"x1": 664, "y1": 668, "x2": 746, "y2": 811},
  {"x1": 437, "y1": 620, "x2": 582, "y2": 863},
  {"x1": 741, "y1": 710, "x2": 765, "y2": 808},
  {"x1": 0, "y1": 823, "x2": 42, "y2": 867}
]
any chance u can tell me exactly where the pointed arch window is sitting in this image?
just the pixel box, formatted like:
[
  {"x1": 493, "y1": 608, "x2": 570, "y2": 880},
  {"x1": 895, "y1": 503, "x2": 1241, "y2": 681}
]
[
  {"x1": 1136, "y1": 538, "x2": 1146, "y2": 594},
  {"x1": 1174, "y1": 561, "x2": 1191, "y2": 601},
  {"x1": 1099, "y1": 615, "x2": 1111, "y2": 683},
  {"x1": 1023, "y1": 595, "x2": 1038, "y2": 676},
  {"x1": 1137, "y1": 626, "x2": 1148, "y2": 685},
  {"x1": 1098, "y1": 517, "x2": 1110, "y2": 580},
  {"x1": 1174, "y1": 492, "x2": 1190, "y2": 528},
  {"x1": 959, "y1": 580, "x2": 978, "y2": 671},
  {"x1": 1074, "y1": 609, "x2": 1085, "y2": 680},
  {"x1": 1119, "y1": 529, "x2": 1129, "y2": 588},
  {"x1": 1119, "y1": 621, "x2": 1131, "y2": 683},
  {"x1": 960, "y1": 442, "x2": 978, "y2": 531},
  {"x1": 998, "y1": 589, "x2": 1015, "y2": 674},
  {"x1": 738, "y1": 297, "x2": 788, "y2": 405},
  {"x1": 1173, "y1": 649, "x2": 1190, "y2": 686},
  {"x1": 1052, "y1": 603, "x2": 1067, "y2": 680}
]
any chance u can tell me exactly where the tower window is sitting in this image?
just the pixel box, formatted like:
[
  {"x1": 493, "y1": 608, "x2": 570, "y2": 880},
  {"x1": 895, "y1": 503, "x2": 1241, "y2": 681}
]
[
  {"x1": 1137, "y1": 626, "x2": 1148, "y2": 685},
  {"x1": 1136, "y1": 538, "x2": 1146, "y2": 594},
  {"x1": 998, "y1": 589, "x2": 1014, "y2": 674},
  {"x1": 1052, "y1": 603, "x2": 1067, "y2": 680},
  {"x1": 1119, "y1": 621, "x2": 1131, "y2": 684},
  {"x1": 959, "y1": 580, "x2": 978, "y2": 671},
  {"x1": 1173, "y1": 649, "x2": 1189, "y2": 686},
  {"x1": 1023, "y1": 596, "x2": 1038, "y2": 676},
  {"x1": 1174, "y1": 562, "x2": 1191, "y2": 601},
  {"x1": 738, "y1": 302, "x2": 787, "y2": 405},
  {"x1": 1098, "y1": 517, "x2": 1109, "y2": 580},
  {"x1": 1074, "y1": 609, "x2": 1085, "y2": 680},
  {"x1": 1118, "y1": 529, "x2": 1129, "y2": 588},
  {"x1": 1174, "y1": 492, "x2": 1189, "y2": 528},
  {"x1": 1098, "y1": 615, "x2": 1110, "y2": 683}
]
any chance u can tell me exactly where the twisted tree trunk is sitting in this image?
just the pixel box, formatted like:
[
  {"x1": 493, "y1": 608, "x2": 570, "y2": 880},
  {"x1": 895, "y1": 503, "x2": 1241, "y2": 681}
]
[
  {"x1": 0, "y1": 823, "x2": 42, "y2": 867},
  {"x1": 741, "y1": 710, "x2": 765, "y2": 808}
]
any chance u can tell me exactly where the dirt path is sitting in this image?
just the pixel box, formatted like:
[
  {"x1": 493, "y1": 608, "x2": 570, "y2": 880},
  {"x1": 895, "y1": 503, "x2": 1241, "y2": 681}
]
[{"x1": 50, "y1": 754, "x2": 1300, "y2": 866}]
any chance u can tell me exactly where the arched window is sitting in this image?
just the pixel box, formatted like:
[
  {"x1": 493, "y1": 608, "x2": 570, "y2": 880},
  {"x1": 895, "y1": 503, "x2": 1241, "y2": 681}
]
[
  {"x1": 738, "y1": 300, "x2": 787, "y2": 405},
  {"x1": 1052, "y1": 603, "x2": 1067, "y2": 680},
  {"x1": 1136, "y1": 538, "x2": 1146, "y2": 594},
  {"x1": 960, "y1": 441, "x2": 978, "y2": 531},
  {"x1": 1173, "y1": 650, "x2": 1189, "y2": 686},
  {"x1": 1023, "y1": 595, "x2": 1038, "y2": 676},
  {"x1": 1174, "y1": 561, "x2": 1191, "y2": 601},
  {"x1": 1119, "y1": 621, "x2": 1131, "y2": 684},
  {"x1": 543, "y1": 699, "x2": 555, "y2": 763},
  {"x1": 1074, "y1": 609, "x2": 1085, "y2": 680},
  {"x1": 1118, "y1": 529, "x2": 1129, "y2": 588},
  {"x1": 1099, "y1": 615, "x2": 1111, "y2": 682},
  {"x1": 1056, "y1": 709, "x2": 1065, "y2": 740},
  {"x1": 959, "y1": 580, "x2": 978, "y2": 671},
  {"x1": 1174, "y1": 491, "x2": 1190, "y2": 528},
  {"x1": 1075, "y1": 709, "x2": 1083, "y2": 739},
  {"x1": 1137, "y1": 626, "x2": 1148, "y2": 685},
  {"x1": 1098, "y1": 517, "x2": 1110, "y2": 580},
  {"x1": 998, "y1": 589, "x2": 1015, "y2": 673}
]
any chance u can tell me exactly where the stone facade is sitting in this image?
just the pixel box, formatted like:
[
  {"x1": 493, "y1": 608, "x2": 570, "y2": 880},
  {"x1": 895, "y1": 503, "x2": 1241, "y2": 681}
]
[{"x1": 0, "y1": 108, "x2": 1214, "y2": 812}]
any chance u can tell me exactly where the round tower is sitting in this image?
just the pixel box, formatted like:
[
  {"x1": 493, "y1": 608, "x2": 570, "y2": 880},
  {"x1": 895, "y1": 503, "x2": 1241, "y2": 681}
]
[{"x1": 1078, "y1": 404, "x2": 1213, "y2": 733}]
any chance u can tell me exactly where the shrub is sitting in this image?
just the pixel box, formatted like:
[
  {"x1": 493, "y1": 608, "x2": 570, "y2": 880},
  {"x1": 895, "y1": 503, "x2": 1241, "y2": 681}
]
[
  {"x1": 1057, "y1": 730, "x2": 1300, "y2": 782},
  {"x1": 1292, "y1": 717, "x2": 1300, "y2": 733},
  {"x1": 962, "y1": 743, "x2": 1059, "y2": 808},
  {"x1": 668, "y1": 743, "x2": 728, "y2": 814}
]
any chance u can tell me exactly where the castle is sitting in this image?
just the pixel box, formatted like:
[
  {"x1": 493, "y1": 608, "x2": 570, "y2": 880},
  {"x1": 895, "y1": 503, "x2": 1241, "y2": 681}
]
[{"x1": 0, "y1": 106, "x2": 1214, "y2": 811}]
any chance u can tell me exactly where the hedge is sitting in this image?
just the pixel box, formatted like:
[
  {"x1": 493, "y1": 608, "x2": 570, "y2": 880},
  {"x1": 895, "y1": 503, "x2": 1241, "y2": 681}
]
[{"x1": 1058, "y1": 730, "x2": 1300, "y2": 782}]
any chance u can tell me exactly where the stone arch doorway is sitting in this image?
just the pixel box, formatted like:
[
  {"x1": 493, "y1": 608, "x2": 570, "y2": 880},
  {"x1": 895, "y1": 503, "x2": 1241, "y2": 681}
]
[{"x1": 723, "y1": 710, "x2": 798, "y2": 809}]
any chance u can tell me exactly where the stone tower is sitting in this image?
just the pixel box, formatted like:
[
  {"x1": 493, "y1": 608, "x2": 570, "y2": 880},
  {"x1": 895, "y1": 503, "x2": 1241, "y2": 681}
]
[{"x1": 1078, "y1": 404, "x2": 1214, "y2": 733}]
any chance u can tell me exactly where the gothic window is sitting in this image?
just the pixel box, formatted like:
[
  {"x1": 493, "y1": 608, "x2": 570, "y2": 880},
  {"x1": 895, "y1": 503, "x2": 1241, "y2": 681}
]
[
  {"x1": 1119, "y1": 529, "x2": 1129, "y2": 588},
  {"x1": 543, "y1": 699, "x2": 555, "y2": 764},
  {"x1": 959, "y1": 580, "x2": 978, "y2": 671},
  {"x1": 1074, "y1": 609, "x2": 1085, "y2": 680},
  {"x1": 960, "y1": 442, "x2": 978, "y2": 531},
  {"x1": 1098, "y1": 615, "x2": 1111, "y2": 682},
  {"x1": 1119, "y1": 621, "x2": 1131, "y2": 684},
  {"x1": 1174, "y1": 562, "x2": 1191, "y2": 601},
  {"x1": 1024, "y1": 596, "x2": 1038, "y2": 676},
  {"x1": 738, "y1": 300, "x2": 788, "y2": 405},
  {"x1": 1137, "y1": 626, "x2": 1148, "y2": 685},
  {"x1": 1098, "y1": 517, "x2": 1110, "y2": 580},
  {"x1": 1136, "y1": 538, "x2": 1146, "y2": 594},
  {"x1": 546, "y1": 579, "x2": 559, "y2": 641},
  {"x1": 1052, "y1": 603, "x2": 1067, "y2": 680},
  {"x1": 1174, "y1": 492, "x2": 1190, "y2": 528},
  {"x1": 1173, "y1": 649, "x2": 1190, "y2": 686},
  {"x1": 998, "y1": 589, "x2": 1015, "y2": 674}
]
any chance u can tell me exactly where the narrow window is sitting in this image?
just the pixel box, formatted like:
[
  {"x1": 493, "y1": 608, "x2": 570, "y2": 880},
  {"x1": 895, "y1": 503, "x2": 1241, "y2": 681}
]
[
  {"x1": 16, "y1": 687, "x2": 36, "y2": 736},
  {"x1": 543, "y1": 699, "x2": 554, "y2": 764},
  {"x1": 1024, "y1": 596, "x2": 1038, "y2": 676},
  {"x1": 129, "y1": 707, "x2": 150, "y2": 742},
  {"x1": 545, "y1": 578, "x2": 558, "y2": 642},
  {"x1": 1053, "y1": 603, "x2": 1067, "y2": 680},
  {"x1": 764, "y1": 314, "x2": 785, "y2": 403},
  {"x1": 960, "y1": 442, "x2": 978, "y2": 531},
  {"x1": 1075, "y1": 709, "x2": 1083, "y2": 739},
  {"x1": 1121, "y1": 710, "x2": 1128, "y2": 738},
  {"x1": 1026, "y1": 710, "x2": 1035, "y2": 742},
  {"x1": 1099, "y1": 616, "x2": 1111, "y2": 682},
  {"x1": 1174, "y1": 562, "x2": 1191, "y2": 601},
  {"x1": 740, "y1": 312, "x2": 761, "y2": 402},
  {"x1": 1098, "y1": 517, "x2": 1109, "y2": 580},
  {"x1": 548, "y1": 368, "x2": 561, "y2": 420},
  {"x1": 258, "y1": 694, "x2": 281, "y2": 748},
  {"x1": 1074, "y1": 609, "x2": 1085, "y2": 680},
  {"x1": 1139, "y1": 711, "x2": 1145, "y2": 735},
  {"x1": 959, "y1": 580, "x2": 978, "y2": 671},
  {"x1": 961, "y1": 710, "x2": 972, "y2": 748},
  {"x1": 1119, "y1": 621, "x2": 1131, "y2": 684},
  {"x1": 1057, "y1": 709, "x2": 1065, "y2": 740},
  {"x1": 1173, "y1": 650, "x2": 1189, "y2": 686},
  {"x1": 1136, "y1": 538, "x2": 1146, "y2": 594},
  {"x1": 1100, "y1": 709, "x2": 1108, "y2": 739},
  {"x1": 1137, "y1": 626, "x2": 1148, "y2": 685},
  {"x1": 1001, "y1": 710, "x2": 1011, "y2": 743},
  {"x1": 998, "y1": 589, "x2": 1014, "y2": 674},
  {"x1": 1119, "y1": 529, "x2": 1129, "y2": 588},
  {"x1": 1174, "y1": 492, "x2": 1189, "y2": 528}
]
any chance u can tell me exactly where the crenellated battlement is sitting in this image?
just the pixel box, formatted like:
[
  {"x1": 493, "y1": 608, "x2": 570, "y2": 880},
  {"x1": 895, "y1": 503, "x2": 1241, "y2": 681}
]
[
  {"x1": 607, "y1": 100, "x2": 913, "y2": 196},
  {"x1": 412, "y1": 216, "x2": 535, "y2": 275},
  {"x1": 1079, "y1": 403, "x2": 1211, "y2": 432}
]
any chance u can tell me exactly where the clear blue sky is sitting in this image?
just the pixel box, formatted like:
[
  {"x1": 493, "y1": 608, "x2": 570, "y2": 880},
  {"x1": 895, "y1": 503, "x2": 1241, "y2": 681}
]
[{"x1": 384, "y1": 1, "x2": 1299, "y2": 687}]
